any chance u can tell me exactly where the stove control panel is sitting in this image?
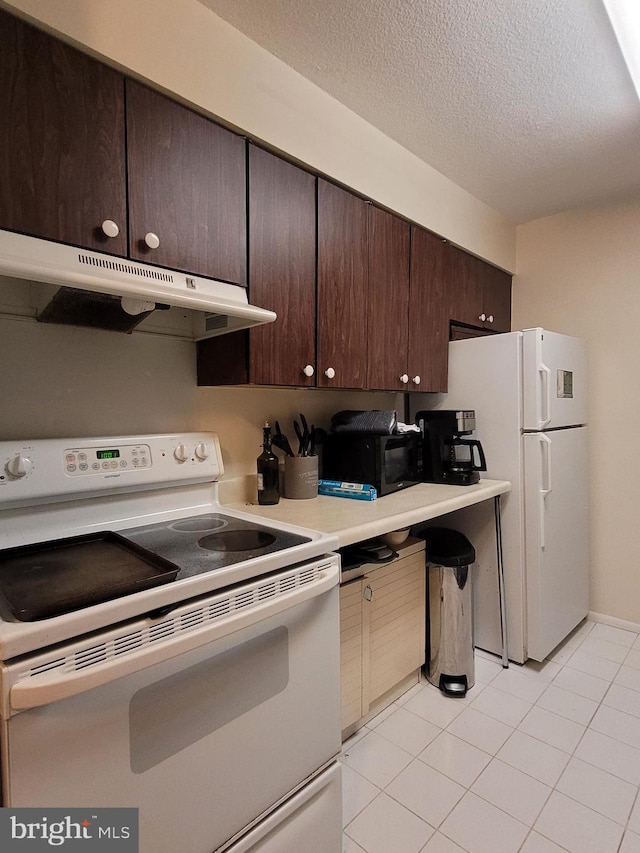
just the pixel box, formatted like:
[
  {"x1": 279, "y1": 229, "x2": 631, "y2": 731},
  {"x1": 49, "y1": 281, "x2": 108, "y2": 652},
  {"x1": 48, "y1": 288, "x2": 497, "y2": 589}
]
[
  {"x1": 63, "y1": 443, "x2": 151, "y2": 476},
  {"x1": 0, "y1": 433, "x2": 222, "y2": 507}
]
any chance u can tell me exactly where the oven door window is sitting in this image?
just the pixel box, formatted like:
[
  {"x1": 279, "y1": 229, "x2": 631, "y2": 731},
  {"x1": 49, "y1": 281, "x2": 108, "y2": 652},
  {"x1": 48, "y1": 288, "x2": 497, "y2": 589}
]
[{"x1": 129, "y1": 627, "x2": 289, "y2": 773}]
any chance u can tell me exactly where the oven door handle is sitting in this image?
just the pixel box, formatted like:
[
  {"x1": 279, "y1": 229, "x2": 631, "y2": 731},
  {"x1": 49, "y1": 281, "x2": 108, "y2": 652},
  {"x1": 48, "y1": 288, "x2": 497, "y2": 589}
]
[{"x1": 10, "y1": 562, "x2": 338, "y2": 712}]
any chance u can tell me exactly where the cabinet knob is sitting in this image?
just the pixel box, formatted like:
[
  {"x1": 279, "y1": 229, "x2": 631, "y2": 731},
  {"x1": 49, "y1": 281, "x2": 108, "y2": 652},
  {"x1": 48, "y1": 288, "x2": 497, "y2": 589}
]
[
  {"x1": 101, "y1": 219, "x2": 120, "y2": 238},
  {"x1": 144, "y1": 232, "x2": 160, "y2": 250},
  {"x1": 487, "y1": 314, "x2": 494, "y2": 324},
  {"x1": 412, "y1": 375, "x2": 421, "y2": 386},
  {"x1": 363, "y1": 585, "x2": 373, "y2": 602},
  {"x1": 303, "y1": 365, "x2": 315, "y2": 377},
  {"x1": 478, "y1": 313, "x2": 486, "y2": 322},
  {"x1": 324, "y1": 367, "x2": 336, "y2": 380},
  {"x1": 399, "y1": 374, "x2": 409, "y2": 384}
]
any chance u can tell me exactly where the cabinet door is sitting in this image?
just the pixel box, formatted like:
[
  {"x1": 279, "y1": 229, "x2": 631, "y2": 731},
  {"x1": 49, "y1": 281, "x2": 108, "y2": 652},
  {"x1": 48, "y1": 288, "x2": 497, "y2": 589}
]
[
  {"x1": 248, "y1": 146, "x2": 316, "y2": 386},
  {"x1": 481, "y1": 264, "x2": 512, "y2": 332},
  {"x1": 367, "y1": 206, "x2": 411, "y2": 391},
  {"x1": 447, "y1": 245, "x2": 485, "y2": 328},
  {"x1": 449, "y1": 245, "x2": 512, "y2": 333},
  {"x1": 0, "y1": 10, "x2": 127, "y2": 254},
  {"x1": 407, "y1": 227, "x2": 449, "y2": 392},
  {"x1": 339, "y1": 579, "x2": 364, "y2": 732},
  {"x1": 126, "y1": 80, "x2": 246, "y2": 284},
  {"x1": 367, "y1": 551, "x2": 425, "y2": 706},
  {"x1": 317, "y1": 180, "x2": 368, "y2": 389}
]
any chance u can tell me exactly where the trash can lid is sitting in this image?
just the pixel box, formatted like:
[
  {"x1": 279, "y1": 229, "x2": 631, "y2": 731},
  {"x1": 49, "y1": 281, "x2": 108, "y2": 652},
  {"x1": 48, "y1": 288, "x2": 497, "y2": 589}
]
[{"x1": 424, "y1": 527, "x2": 475, "y2": 567}]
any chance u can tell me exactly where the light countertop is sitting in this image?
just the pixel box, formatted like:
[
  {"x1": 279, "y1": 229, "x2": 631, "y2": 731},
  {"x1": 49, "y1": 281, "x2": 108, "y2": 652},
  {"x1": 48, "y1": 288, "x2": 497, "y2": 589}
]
[{"x1": 224, "y1": 479, "x2": 511, "y2": 547}]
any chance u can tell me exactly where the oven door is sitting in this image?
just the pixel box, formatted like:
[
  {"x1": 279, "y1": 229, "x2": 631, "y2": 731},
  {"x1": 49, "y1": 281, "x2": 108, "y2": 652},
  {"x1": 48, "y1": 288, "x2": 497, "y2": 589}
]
[{"x1": 0, "y1": 559, "x2": 341, "y2": 853}]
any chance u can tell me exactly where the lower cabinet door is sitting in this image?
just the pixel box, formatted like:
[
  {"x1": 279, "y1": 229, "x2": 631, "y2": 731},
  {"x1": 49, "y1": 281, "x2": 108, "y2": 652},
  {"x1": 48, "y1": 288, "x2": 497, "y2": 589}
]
[
  {"x1": 339, "y1": 578, "x2": 364, "y2": 731},
  {"x1": 367, "y1": 550, "x2": 426, "y2": 705},
  {"x1": 339, "y1": 540, "x2": 426, "y2": 735}
]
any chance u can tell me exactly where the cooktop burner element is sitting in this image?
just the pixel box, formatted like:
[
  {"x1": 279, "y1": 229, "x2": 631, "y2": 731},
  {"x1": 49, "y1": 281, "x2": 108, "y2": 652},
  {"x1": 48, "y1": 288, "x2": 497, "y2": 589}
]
[
  {"x1": 122, "y1": 513, "x2": 312, "y2": 578},
  {"x1": 169, "y1": 515, "x2": 228, "y2": 533},
  {"x1": 198, "y1": 530, "x2": 277, "y2": 552}
]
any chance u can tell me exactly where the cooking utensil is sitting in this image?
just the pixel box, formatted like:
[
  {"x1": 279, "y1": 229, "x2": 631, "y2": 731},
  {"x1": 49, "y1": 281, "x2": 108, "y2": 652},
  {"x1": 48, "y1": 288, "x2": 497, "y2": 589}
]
[
  {"x1": 293, "y1": 419, "x2": 306, "y2": 456},
  {"x1": 300, "y1": 414, "x2": 310, "y2": 447},
  {"x1": 273, "y1": 421, "x2": 294, "y2": 456},
  {"x1": 309, "y1": 425, "x2": 327, "y2": 457}
]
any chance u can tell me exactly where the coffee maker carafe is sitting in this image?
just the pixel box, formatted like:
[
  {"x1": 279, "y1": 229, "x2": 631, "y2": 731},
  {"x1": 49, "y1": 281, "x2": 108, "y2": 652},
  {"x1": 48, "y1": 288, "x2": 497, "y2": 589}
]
[{"x1": 416, "y1": 410, "x2": 487, "y2": 486}]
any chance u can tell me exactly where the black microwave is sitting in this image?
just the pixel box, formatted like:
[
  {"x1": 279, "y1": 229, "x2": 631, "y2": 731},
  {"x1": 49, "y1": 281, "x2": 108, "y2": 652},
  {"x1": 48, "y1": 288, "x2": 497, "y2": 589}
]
[{"x1": 322, "y1": 432, "x2": 422, "y2": 496}]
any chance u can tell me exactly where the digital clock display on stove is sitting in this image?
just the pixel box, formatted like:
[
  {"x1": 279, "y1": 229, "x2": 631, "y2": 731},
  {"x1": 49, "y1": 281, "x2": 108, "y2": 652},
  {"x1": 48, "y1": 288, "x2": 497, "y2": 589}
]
[{"x1": 96, "y1": 449, "x2": 120, "y2": 460}]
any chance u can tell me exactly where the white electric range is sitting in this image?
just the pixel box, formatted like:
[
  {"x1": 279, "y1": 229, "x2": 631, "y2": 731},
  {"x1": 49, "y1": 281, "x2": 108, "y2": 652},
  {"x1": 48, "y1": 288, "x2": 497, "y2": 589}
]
[{"x1": 0, "y1": 432, "x2": 342, "y2": 853}]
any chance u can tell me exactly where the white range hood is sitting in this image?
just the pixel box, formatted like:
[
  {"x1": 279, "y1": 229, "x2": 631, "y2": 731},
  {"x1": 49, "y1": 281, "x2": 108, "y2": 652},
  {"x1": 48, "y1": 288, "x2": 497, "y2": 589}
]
[{"x1": 0, "y1": 229, "x2": 276, "y2": 339}]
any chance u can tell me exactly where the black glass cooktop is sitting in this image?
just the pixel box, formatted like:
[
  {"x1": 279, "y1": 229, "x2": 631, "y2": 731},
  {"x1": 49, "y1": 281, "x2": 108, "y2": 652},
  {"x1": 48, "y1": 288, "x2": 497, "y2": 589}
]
[
  {"x1": 121, "y1": 513, "x2": 311, "y2": 579},
  {"x1": 0, "y1": 514, "x2": 312, "y2": 622}
]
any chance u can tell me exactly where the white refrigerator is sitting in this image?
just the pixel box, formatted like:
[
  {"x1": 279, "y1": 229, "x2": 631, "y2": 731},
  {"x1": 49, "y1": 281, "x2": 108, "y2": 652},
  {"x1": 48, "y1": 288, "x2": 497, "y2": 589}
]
[{"x1": 417, "y1": 328, "x2": 589, "y2": 663}]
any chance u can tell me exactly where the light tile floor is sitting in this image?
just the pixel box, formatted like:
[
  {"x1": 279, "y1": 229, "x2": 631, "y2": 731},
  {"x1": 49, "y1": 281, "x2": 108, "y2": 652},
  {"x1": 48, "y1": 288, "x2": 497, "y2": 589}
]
[{"x1": 341, "y1": 620, "x2": 640, "y2": 853}]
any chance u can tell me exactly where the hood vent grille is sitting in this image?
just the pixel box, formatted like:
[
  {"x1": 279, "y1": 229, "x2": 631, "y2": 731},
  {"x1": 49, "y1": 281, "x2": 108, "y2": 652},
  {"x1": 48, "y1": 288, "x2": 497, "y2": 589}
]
[
  {"x1": 77, "y1": 252, "x2": 175, "y2": 283},
  {"x1": 204, "y1": 313, "x2": 229, "y2": 332}
]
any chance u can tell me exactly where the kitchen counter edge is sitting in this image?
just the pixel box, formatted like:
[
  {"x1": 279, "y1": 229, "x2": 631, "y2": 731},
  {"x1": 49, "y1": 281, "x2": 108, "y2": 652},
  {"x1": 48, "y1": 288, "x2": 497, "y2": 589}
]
[{"x1": 223, "y1": 479, "x2": 511, "y2": 548}]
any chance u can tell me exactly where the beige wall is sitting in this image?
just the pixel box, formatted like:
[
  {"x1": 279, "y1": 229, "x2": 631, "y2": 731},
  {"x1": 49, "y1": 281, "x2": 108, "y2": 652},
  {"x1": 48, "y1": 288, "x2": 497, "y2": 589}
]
[
  {"x1": 0, "y1": 312, "x2": 397, "y2": 495},
  {"x1": 0, "y1": 0, "x2": 515, "y2": 271},
  {"x1": 513, "y1": 196, "x2": 640, "y2": 625}
]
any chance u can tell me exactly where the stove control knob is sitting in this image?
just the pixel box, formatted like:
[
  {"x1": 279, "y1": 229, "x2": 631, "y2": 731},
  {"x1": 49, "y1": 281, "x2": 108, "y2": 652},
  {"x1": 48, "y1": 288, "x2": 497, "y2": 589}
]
[
  {"x1": 174, "y1": 444, "x2": 190, "y2": 463},
  {"x1": 195, "y1": 442, "x2": 209, "y2": 461},
  {"x1": 6, "y1": 454, "x2": 32, "y2": 478}
]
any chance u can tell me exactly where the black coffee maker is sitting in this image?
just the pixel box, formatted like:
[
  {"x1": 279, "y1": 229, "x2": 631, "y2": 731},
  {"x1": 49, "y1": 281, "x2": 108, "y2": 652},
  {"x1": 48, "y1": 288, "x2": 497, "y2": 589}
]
[{"x1": 416, "y1": 410, "x2": 487, "y2": 486}]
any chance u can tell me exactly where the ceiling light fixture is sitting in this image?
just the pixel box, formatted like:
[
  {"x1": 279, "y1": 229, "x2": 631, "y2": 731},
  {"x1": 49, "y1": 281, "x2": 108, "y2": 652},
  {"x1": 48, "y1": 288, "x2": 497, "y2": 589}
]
[{"x1": 602, "y1": 0, "x2": 640, "y2": 99}]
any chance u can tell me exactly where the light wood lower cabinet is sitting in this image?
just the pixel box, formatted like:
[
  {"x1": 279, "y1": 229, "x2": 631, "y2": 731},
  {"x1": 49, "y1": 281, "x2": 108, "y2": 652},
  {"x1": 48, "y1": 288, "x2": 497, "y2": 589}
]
[
  {"x1": 339, "y1": 539, "x2": 426, "y2": 737},
  {"x1": 339, "y1": 578, "x2": 365, "y2": 729}
]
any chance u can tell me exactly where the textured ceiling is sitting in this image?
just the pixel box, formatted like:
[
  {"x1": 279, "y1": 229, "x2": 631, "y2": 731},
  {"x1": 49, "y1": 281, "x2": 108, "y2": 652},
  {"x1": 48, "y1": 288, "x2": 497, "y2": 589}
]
[{"x1": 197, "y1": 0, "x2": 640, "y2": 223}]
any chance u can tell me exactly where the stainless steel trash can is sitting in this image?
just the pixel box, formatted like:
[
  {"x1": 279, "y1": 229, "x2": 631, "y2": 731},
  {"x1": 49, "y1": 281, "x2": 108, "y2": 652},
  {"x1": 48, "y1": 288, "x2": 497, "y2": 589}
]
[{"x1": 425, "y1": 528, "x2": 476, "y2": 697}]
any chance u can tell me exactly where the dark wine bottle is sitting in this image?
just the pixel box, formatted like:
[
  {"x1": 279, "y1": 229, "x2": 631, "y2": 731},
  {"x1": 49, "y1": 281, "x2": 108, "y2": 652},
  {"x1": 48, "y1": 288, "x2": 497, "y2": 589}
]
[{"x1": 257, "y1": 422, "x2": 280, "y2": 505}]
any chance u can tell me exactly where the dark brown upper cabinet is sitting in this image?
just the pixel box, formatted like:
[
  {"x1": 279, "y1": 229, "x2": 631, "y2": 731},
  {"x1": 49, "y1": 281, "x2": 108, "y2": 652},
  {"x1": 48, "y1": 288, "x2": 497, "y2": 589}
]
[
  {"x1": 0, "y1": 11, "x2": 246, "y2": 285},
  {"x1": 247, "y1": 146, "x2": 316, "y2": 385},
  {"x1": 366, "y1": 206, "x2": 411, "y2": 391},
  {"x1": 481, "y1": 263, "x2": 512, "y2": 332},
  {"x1": 197, "y1": 145, "x2": 316, "y2": 386},
  {"x1": 317, "y1": 180, "x2": 368, "y2": 389},
  {"x1": 407, "y1": 227, "x2": 449, "y2": 393},
  {"x1": 0, "y1": 9, "x2": 127, "y2": 255},
  {"x1": 367, "y1": 215, "x2": 450, "y2": 393},
  {"x1": 448, "y1": 246, "x2": 511, "y2": 333},
  {"x1": 126, "y1": 81, "x2": 246, "y2": 285}
]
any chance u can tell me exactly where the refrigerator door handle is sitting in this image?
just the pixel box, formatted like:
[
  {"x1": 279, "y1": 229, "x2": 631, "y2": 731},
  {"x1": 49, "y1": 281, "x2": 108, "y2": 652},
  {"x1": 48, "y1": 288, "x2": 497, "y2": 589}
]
[
  {"x1": 538, "y1": 363, "x2": 552, "y2": 429},
  {"x1": 539, "y1": 434, "x2": 552, "y2": 548}
]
